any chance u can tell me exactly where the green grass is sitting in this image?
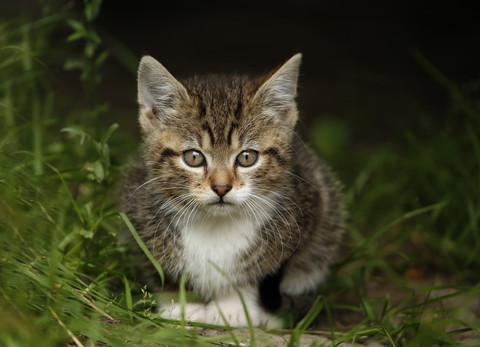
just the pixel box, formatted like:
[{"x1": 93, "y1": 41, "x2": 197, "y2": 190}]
[{"x1": 1, "y1": 2, "x2": 479, "y2": 346}]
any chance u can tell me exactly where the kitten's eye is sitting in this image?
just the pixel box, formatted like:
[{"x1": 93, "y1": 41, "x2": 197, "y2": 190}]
[
  {"x1": 236, "y1": 150, "x2": 259, "y2": 167},
  {"x1": 183, "y1": 150, "x2": 206, "y2": 167}
]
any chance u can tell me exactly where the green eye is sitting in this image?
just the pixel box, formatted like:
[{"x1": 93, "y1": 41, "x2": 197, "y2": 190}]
[
  {"x1": 183, "y1": 150, "x2": 206, "y2": 167},
  {"x1": 236, "y1": 150, "x2": 259, "y2": 167}
]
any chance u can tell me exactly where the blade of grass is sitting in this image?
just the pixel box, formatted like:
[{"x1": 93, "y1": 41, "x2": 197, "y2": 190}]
[
  {"x1": 32, "y1": 91, "x2": 43, "y2": 175},
  {"x1": 49, "y1": 307, "x2": 85, "y2": 347},
  {"x1": 100, "y1": 123, "x2": 119, "y2": 144},
  {"x1": 123, "y1": 275, "x2": 133, "y2": 320},
  {"x1": 119, "y1": 212, "x2": 165, "y2": 286},
  {"x1": 179, "y1": 273, "x2": 187, "y2": 323},
  {"x1": 361, "y1": 201, "x2": 447, "y2": 248},
  {"x1": 213, "y1": 302, "x2": 242, "y2": 347},
  {"x1": 412, "y1": 48, "x2": 478, "y2": 120},
  {"x1": 177, "y1": 273, "x2": 193, "y2": 347},
  {"x1": 382, "y1": 327, "x2": 396, "y2": 346},
  {"x1": 44, "y1": 161, "x2": 85, "y2": 225},
  {"x1": 287, "y1": 295, "x2": 324, "y2": 347}
]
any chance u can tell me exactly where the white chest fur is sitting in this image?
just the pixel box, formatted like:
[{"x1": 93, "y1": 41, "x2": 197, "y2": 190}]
[{"x1": 179, "y1": 216, "x2": 257, "y2": 297}]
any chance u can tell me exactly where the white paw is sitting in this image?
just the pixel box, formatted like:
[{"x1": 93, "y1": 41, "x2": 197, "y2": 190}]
[
  {"x1": 204, "y1": 300, "x2": 270, "y2": 327},
  {"x1": 158, "y1": 302, "x2": 206, "y2": 322},
  {"x1": 203, "y1": 287, "x2": 272, "y2": 328}
]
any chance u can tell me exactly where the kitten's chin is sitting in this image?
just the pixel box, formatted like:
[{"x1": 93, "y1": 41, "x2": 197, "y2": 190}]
[{"x1": 204, "y1": 201, "x2": 238, "y2": 217}]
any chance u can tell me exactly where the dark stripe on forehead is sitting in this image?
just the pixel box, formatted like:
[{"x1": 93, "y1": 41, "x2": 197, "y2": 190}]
[
  {"x1": 199, "y1": 100, "x2": 207, "y2": 118},
  {"x1": 234, "y1": 98, "x2": 243, "y2": 119},
  {"x1": 263, "y1": 147, "x2": 284, "y2": 163},
  {"x1": 202, "y1": 121, "x2": 215, "y2": 146},
  {"x1": 161, "y1": 148, "x2": 178, "y2": 157},
  {"x1": 227, "y1": 122, "x2": 238, "y2": 146},
  {"x1": 158, "y1": 147, "x2": 179, "y2": 165}
]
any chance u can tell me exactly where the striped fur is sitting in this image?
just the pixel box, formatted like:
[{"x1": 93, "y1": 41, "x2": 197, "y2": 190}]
[{"x1": 123, "y1": 54, "x2": 345, "y2": 327}]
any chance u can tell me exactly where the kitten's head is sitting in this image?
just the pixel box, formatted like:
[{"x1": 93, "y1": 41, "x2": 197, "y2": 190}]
[{"x1": 137, "y1": 54, "x2": 301, "y2": 219}]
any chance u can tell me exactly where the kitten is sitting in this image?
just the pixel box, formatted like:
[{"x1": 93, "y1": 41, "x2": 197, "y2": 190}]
[{"x1": 123, "y1": 54, "x2": 345, "y2": 328}]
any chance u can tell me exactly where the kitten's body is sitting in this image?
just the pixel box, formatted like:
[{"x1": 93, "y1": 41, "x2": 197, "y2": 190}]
[{"x1": 123, "y1": 54, "x2": 344, "y2": 327}]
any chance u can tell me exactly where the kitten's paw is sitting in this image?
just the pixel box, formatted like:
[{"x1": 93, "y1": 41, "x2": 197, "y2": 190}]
[
  {"x1": 159, "y1": 302, "x2": 206, "y2": 323},
  {"x1": 204, "y1": 294, "x2": 271, "y2": 328}
]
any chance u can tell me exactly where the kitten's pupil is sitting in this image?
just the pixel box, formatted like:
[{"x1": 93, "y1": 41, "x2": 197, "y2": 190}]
[{"x1": 183, "y1": 149, "x2": 206, "y2": 167}]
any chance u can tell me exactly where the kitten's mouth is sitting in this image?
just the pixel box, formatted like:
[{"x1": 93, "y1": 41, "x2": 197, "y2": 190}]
[{"x1": 210, "y1": 198, "x2": 232, "y2": 206}]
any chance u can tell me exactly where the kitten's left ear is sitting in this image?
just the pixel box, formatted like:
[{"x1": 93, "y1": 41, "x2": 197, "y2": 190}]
[
  {"x1": 137, "y1": 56, "x2": 189, "y2": 132},
  {"x1": 253, "y1": 53, "x2": 302, "y2": 127}
]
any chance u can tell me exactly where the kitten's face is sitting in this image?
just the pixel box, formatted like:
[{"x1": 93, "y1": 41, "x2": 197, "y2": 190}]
[
  {"x1": 145, "y1": 112, "x2": 290, "y2": 218},
  {"x1": 137, "y1": 55, "x2": 301, "y2": 220}
]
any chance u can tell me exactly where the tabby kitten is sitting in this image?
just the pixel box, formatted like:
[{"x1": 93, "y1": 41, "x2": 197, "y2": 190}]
[{"x1": 123, "y1": 54, "x2": 344, "y2": 328}]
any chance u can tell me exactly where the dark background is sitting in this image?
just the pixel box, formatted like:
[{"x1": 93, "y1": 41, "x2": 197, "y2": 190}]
[
  {"x1": 4, "y1": 0, "x2": 480, "y2": 147},
  {"x1": 97, "y1": 0, "x2": 480, "y2": 145}
]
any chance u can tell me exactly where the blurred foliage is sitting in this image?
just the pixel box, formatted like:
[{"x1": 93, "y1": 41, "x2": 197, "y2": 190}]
[
  {"x1": 64, "y1": 0, "x2": 109, "y2": 96},
  {"x1": 0, "y1": 0, "x2": 479, "y2": 345},
  {"x1": 309, "y1": 51, "x2": 480, "y2": 278}
]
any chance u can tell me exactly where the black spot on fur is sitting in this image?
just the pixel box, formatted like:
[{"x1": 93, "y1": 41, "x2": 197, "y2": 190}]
[{"x1": 259, "y1": 264, "x2": 285, "y2": 312}]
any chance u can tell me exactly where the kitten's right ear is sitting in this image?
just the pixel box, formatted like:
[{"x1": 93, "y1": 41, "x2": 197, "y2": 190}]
[
  {"x1": 252, "y1": 53, "x2": 302, "y2": 128},
  {"x1": 137, "y1": 56, "x2": 189, "y2": 131}
]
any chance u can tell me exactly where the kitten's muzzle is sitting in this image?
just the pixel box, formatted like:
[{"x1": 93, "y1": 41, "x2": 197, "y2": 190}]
[{"x1": 211, "y1": 184, "x2": 232, "y2": 197}]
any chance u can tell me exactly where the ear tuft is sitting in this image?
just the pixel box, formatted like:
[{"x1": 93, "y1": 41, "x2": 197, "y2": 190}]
[{"x1": 253, "y1": 53, "x2": 302, "y2": 126}]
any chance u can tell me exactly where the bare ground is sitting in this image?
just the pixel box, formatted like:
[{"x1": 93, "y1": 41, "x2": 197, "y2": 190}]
[{"x1": 199, "y1": 272, "x2": 480, "y2": 346}]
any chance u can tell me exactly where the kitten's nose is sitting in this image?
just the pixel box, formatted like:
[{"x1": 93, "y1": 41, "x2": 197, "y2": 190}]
[{"x1": 211, "y1": 184, "x2": 232, "y2": 197}]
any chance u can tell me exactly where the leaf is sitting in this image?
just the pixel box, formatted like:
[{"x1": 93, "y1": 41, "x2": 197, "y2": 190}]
[
  {"x1": 63, "y1": 58, "x2": 85, "y2": 71},
  {"x1": 100, "y1": 123, "x2": 118, "y2": 144},
  {"x1": 95, "y1": 50, "x2": 109, "y2": 68},
  {"x1": 93, "y1": 160, "x2": 104, "y2": 182},
  {"x1": 60, "y1": 128, "x2": 90, "y2": 145},
  {"x1": 89, "y1": 31, "x2": 102, "y2": 45},
  {"x1": 85, "y1": 0, "x2": 102, "y2": 22},
  {"x1": 61, "y1": 126, "x2": 86, "y2": 137},
  {"x1": 84, "y1": 41, "x2": 97, "y2": 58},
  {"x1": 84, "y1": 160, "x2": 104, "y2": 182},
  {"x1": 100, "y1": 144, "x2": 110, "y2": 168},
  {"x1": 67, "y1": 31, "x2": 85, "y2": 42},
  {"x1": 81, "y1": 201, "x2": 93, "y2": 222},
  {"x1": 80, "y1": 229, "x2": 94, "y2": 239},
  {"x1": 66, "y1": 19, "x2": 84, "y2": 32}
]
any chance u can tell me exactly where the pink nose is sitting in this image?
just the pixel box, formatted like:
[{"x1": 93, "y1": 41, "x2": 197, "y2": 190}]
[{"x1": 211, "y1": 184, "x2": 232, "y2": 197}]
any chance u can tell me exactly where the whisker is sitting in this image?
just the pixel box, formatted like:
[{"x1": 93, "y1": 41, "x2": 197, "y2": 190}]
[
  {"x1": 128, "y1": 176, "x2": 161, "y2": 199},
  {"x1": 286, "y1": 171, "x2": 323, "y2": 196}
]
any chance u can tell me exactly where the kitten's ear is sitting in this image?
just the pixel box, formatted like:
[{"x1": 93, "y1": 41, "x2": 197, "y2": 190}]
[
  {"x1": 137, "y1": 56, "x2": 189, "y2": 131},
  {"x1": 253, "y1": 53, "x2": 302, "y2": 127}
]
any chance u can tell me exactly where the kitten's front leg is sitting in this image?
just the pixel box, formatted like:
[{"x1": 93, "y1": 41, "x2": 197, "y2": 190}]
[{"x1": 204, "y1": 285, "x2": 278, "y2": 328}]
